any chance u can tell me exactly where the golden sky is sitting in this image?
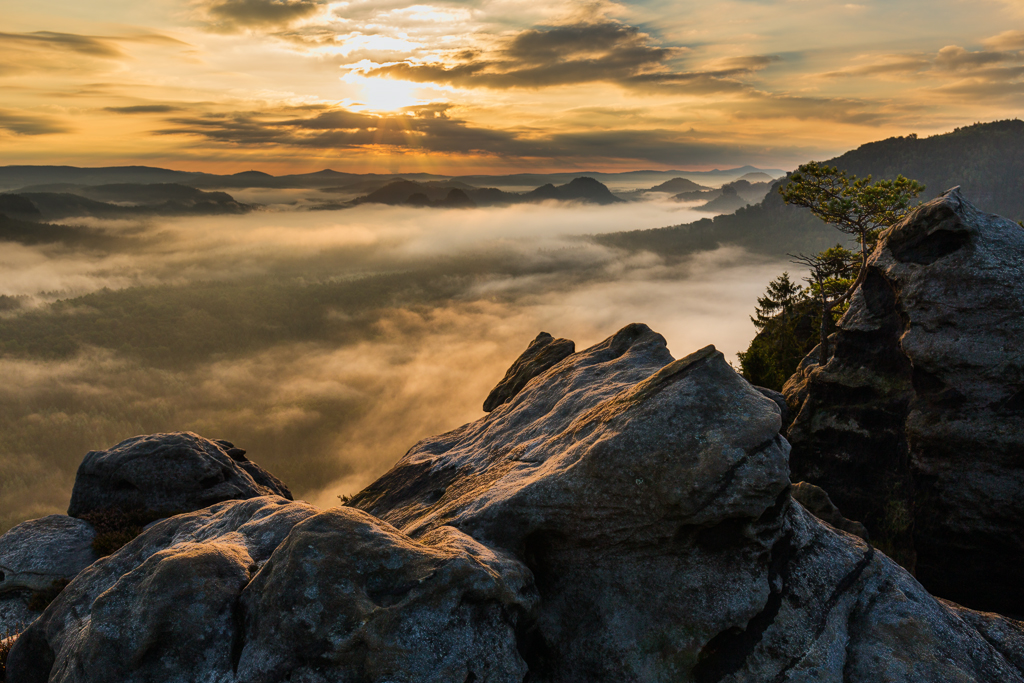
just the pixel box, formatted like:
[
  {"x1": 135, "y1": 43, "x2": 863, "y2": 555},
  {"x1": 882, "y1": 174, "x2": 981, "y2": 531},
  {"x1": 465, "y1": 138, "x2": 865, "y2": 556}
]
[{"x1": 1, "y1": 0, "x2": 1023, "y2": 173}]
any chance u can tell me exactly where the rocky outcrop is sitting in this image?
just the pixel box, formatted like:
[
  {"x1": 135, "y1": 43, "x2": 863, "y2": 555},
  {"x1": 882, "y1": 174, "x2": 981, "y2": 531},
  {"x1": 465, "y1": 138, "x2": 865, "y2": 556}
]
[
  {"x1": 7, "y1": 324, "x2": 1024, "y2": 682},
  {"x1": 67, "y1": 432, "x2": 292, "y2": 519},
  {"x1": 482, "y1": 332, "x2": 575, "y2": 412},
  {"x1": 7, "y1": 498, "x2": 535, "y2": 683},
  {"x1": 7, "y1": 498, "x2": 318, "y2": 682},
  {"x1": 791, "y1": 481, "x2": 869, "y2": 540},
  {"x1": 346, "y1": 324, "x2": 1024, "y2": 681},
  {"x1": 0, "y1": 516, "x2": 97, "y2": 634},
  {"x1": 784, "y1": 189, "x2": 1024, "y2": 614},
  {"x1": 0, "y1": 517, "x2": 96, "y2": 598}
]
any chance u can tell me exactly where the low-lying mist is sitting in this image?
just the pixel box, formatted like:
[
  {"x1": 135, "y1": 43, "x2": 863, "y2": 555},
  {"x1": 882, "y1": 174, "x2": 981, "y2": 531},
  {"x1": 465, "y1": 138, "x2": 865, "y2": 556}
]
[{"x1": 0, "y1": 197, "x2": 788, "y2": 532}]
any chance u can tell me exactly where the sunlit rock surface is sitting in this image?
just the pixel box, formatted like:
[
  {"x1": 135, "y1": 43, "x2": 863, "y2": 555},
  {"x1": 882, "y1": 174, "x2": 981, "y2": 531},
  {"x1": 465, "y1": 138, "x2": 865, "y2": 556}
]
[
  {"x1": 482, "y1": 331, "x2": 575, "y2": 412},
  {"x1": 784, "y1": 188, "x2": 1024, "y2": 614},
  {"x1": 7, "y1": 324, "x2": 1024, "y2": 682}
]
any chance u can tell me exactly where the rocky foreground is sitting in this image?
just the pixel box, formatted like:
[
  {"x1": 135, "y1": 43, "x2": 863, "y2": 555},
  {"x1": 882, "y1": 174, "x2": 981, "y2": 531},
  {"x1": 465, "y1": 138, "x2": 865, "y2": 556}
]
[
  {"x1": 3, "y1": 189, "x2": 1024, "y2": 681},
  {"x1": 0, "y1": 324, "x2": 1020, "y2": 681}
]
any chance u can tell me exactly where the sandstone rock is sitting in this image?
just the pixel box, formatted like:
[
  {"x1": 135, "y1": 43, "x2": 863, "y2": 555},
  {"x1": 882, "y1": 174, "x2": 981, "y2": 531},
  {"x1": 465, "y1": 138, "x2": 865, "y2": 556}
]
[
  {"x1": 0, "y1": 516, "x2": 96, "y2": 598},
  {"x1": 8, "y1": 324, "x2": 1024, "y2": 682},
  {"x1": 483, "y1": 331, "x2": 575, "y2": 412},
  {"x1": 0, "y1": 516, "x2": 97, "y2": 635},
  {"x1": 236, "y1": 508, "x2": 535, "y2": 683},
  {"x1": 67, "y1": 432, "x2": 292, "y2": 519},
  {"x1": 791, "y1": 481, "x2": 869, "y2": 540},
  {"x1": 7, "y1": 498, "x2": 534, "y2": 683},
  {"x1": 784, "y1": 189, "x2": 1024, "y2": 614},
  {"x1": 754, "y1": 385, "x2": 789, "y2": 425},
  {"x1": 351, "y1": 323, "x2": 1024, "y2": 681},
  {"x1": 7, "y1": 497, "x2": 319, "y2": 683},
  {"x1": 213, "y1": 439, "x2": 292, "y2": 498}
]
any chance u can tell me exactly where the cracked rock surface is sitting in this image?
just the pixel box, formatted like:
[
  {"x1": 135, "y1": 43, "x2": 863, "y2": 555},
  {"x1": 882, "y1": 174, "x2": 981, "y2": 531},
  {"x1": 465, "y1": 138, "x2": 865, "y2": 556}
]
[
  {"x1": 784, "y1": 189, "x2": 1024, "y2": 614},
  {"x1": 7, "y1": 323, "x2": 1024, "y2": 682}
]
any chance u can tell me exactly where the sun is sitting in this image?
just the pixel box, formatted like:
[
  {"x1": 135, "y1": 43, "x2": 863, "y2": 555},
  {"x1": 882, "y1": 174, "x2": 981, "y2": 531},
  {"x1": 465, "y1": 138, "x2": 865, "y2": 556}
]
[{"x1": 347, "y1": 76, "x2": 424, "y2": 113}]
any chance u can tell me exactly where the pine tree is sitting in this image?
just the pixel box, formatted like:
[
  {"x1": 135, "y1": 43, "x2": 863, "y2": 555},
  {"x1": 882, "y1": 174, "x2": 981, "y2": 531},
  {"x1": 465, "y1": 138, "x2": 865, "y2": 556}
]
[{"x1": 751, "y1": 272, "x2": 804, "y2": 331}]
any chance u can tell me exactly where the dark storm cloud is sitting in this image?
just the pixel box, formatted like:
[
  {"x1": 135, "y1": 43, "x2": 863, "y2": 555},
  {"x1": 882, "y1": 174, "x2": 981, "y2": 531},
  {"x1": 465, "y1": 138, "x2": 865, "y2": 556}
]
[
  {"x1": 204, "y1": 0, "x2": 324, "y2": 29},
  {"x1": 0, "y1": 108, "x2": 70, "y2": 136},
  {"x1": 104, "y1": 104, "x2": 184, "y2": 114},
  {"x1": 364, "y1": 20, "x2": 773, "y2": 93}
]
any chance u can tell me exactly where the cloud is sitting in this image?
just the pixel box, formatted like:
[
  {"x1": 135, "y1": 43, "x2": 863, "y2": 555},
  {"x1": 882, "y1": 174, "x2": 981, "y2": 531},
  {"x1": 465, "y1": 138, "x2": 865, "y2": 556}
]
[
  {"x1": 0, "y1": 31, "x2": 125, "y2": 59},
  {"x1": 0, "y1": 201, "x2": 790, "y2": 531},
  {"x1": 934, "y1": 45, "x2": 1011, "y2": 71},
  {"x1": 202, "y1": 0, "x2": 325, "y2": 30},
  {"x1": 984, "y1": 30, "x2": 1024, "y2": 51},
  {"x1": 104, "y1": 104, "x2": 184, "y2": 114},
  {"x1": 0, "y1": 30, "x2": 189, "y2": 77},
  {"x1": 154, "y1": 102, "x2": 813, "y2": 164},
  {"x1": 0, "y1": 108, "x2": 71, "y2": 136},
  {"x1": 361, "y1": 20, "x2": 774, "y2": 93}
]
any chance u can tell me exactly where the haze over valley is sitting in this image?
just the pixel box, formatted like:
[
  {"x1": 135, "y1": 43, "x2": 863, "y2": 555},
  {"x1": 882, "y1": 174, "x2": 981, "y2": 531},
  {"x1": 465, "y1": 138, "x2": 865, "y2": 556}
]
[{"x1": 0, "y1": 174, "x2": 791, "y2": 532}]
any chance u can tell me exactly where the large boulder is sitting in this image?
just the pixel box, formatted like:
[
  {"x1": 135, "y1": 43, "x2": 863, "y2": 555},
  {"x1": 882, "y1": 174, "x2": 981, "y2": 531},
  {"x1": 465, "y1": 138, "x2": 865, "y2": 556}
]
[
  {"x1": 67, "y1": 432, "x2": 292, "y2": 519},
  {"x1": 350, "y1": 324, "x2": 1024, "y2": 681},
  {"x1": 7, "y1": 497, "x2": 320, "y2": 683},
  {"x1": 7, "y1": 499, "x2": 535, "y2": 683},
  {"x1": 236, "y1": 508, "x2": 535, "y2": 683},
  {"x1": 7, "y1": 324, "x2": 1024, "y2": 682},
  {"x1": 0, "y1": 516, "x2": 97, "y2": 634},
  {"x1": 783, "y1": 189, "x2": 1024, "y2": 614}
]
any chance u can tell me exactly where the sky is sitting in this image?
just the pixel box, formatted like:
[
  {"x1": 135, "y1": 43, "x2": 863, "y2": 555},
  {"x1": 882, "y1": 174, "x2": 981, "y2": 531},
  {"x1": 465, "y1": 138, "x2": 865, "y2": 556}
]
[{"x1": 1, "y1": 0, "x2": 1023, "y2": 173}]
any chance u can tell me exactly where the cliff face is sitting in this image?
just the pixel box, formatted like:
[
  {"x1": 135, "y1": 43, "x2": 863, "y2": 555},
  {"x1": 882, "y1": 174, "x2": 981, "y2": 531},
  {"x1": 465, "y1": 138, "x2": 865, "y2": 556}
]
[
  {"x1": 785, "y1": 188, "x2": 1024, "y2": 614},
  {"x1": 6, "y1": 323, "x2": 1024, "y2": 682}
]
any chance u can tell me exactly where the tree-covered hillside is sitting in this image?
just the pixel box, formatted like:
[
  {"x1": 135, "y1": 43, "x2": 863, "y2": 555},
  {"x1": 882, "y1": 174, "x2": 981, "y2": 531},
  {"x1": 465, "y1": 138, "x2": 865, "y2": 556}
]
[{"x1": 594, "y1": 120, "x2": 1024, "y2": 258}]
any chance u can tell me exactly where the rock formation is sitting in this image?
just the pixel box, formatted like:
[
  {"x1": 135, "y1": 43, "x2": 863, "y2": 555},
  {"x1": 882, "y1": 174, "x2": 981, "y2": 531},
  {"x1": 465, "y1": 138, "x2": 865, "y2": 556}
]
[
  {"x1": 482, "y1": 331, "x2": 575, "y2": 412},
  {"x1": 6, "y1": 324, "x2": 1024, "y2": 682},
  {"x1": 0, "y1": 516, "x2": 97, "y2": 635},
  {"x1": 784, "y1": 189, "x2": 1024, "y2": 614},
  {"x1": 67, "y1": 431, "x2": 292, "y2": 519},
  {"x1": 790, "y1": 481, "x2": 869, "y2": 540}
]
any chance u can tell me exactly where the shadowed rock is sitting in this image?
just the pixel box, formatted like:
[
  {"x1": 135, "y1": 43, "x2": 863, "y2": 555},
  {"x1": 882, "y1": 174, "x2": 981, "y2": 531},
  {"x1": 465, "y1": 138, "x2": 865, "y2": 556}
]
[
  {"x1": 482, "y1": 332, "x2": 575, "y2": 412},
  {"x1": 784, "y1": 189, "x2": 1024, "y2": 614},
  {"x1": 791, "y1": 481, "x2": 869, "y2": 540},
  {"x1": 67, "y1": 432, "x2": 292, "y2": 519}
]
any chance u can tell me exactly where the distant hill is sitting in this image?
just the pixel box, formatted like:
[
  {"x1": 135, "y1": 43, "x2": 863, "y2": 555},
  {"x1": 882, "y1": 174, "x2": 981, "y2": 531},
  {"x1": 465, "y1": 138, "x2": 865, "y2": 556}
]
[
  {"x1": 347, "y1": 177, "x2": 622, "y2": 208},
  {"x1": 693, "y1": 184, "x2": 748, "y2": 213},
  {"x1": 0, "y1": 165, "x2": 786, "y2": 195},
  {"x1": 595, "y1": 120, "x2": 1024, "y2": 258},
  {"x1": 646, "y1": 178, "x2": 709, "y2": 193},
  {"x1": 0, "y1": 213, "x2": 114, "y2": 247},
  {"x1": 0, "y1": 186, "x2": 252, "y2": 220},
  {"x1": 738, "y1": 172, "x2": 774, "y2": 183},
  {"x1": 15, "y1": 183, "x2": 239, "y2": 206},
  {"x1": 522, "y1": 177, "x2": 624, "y2": 205}
]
